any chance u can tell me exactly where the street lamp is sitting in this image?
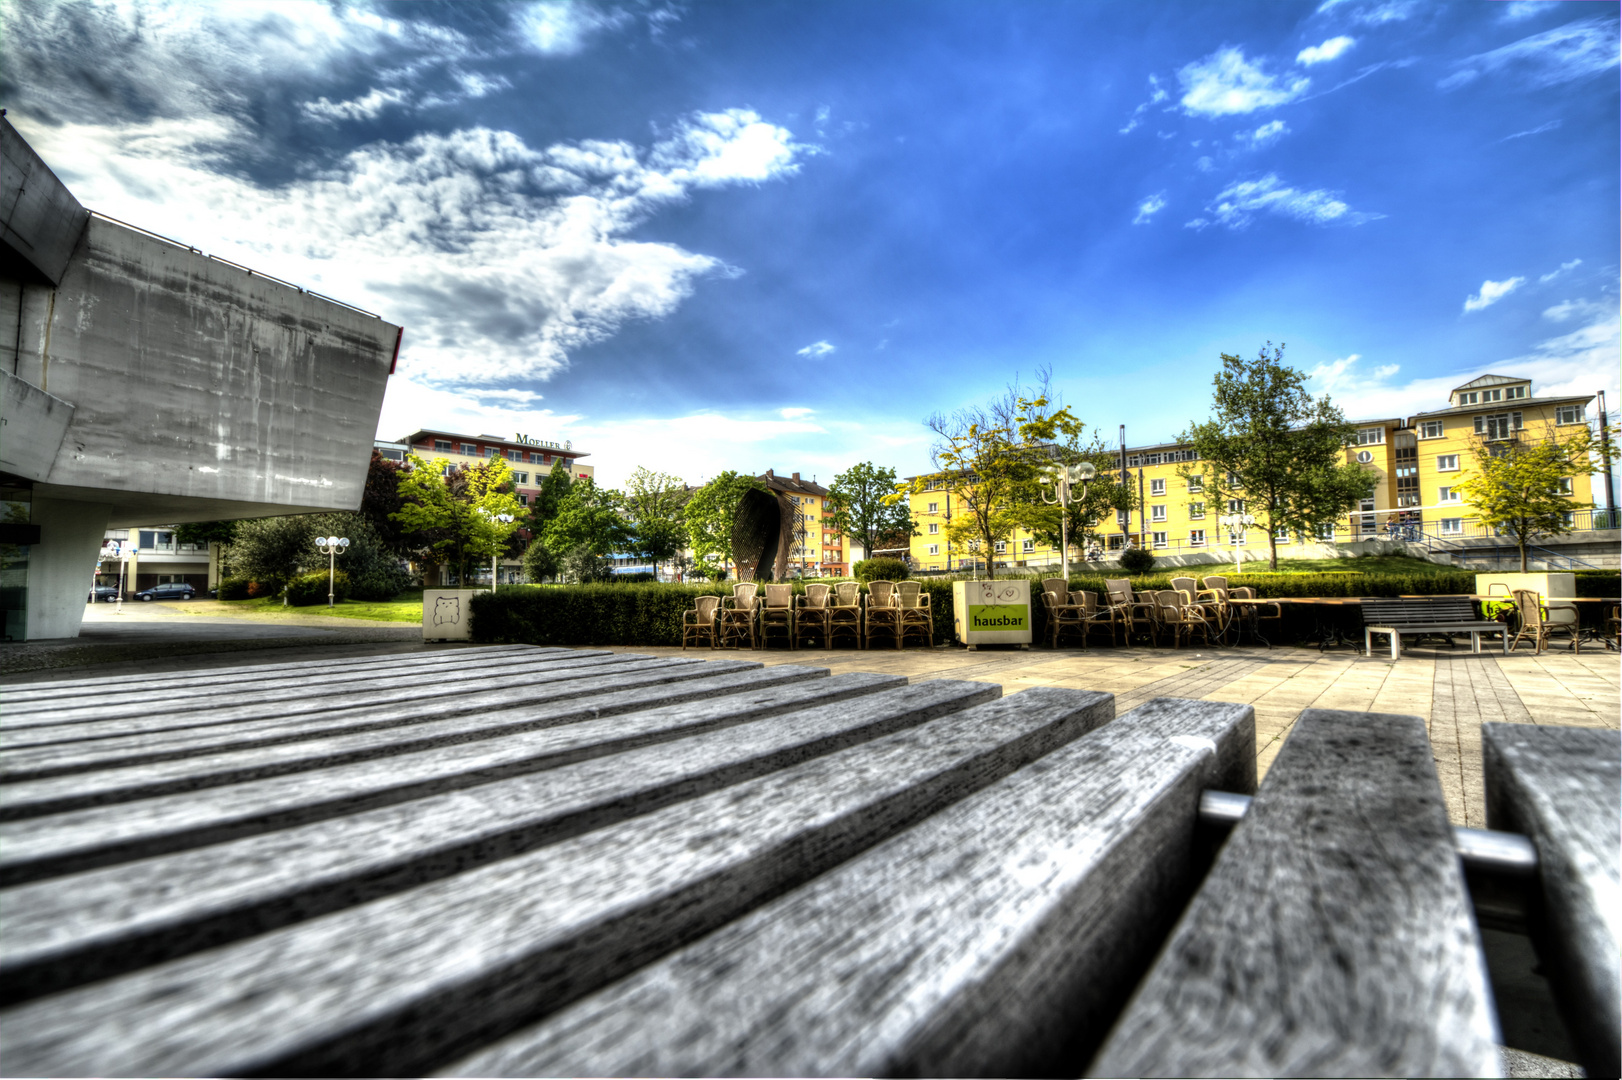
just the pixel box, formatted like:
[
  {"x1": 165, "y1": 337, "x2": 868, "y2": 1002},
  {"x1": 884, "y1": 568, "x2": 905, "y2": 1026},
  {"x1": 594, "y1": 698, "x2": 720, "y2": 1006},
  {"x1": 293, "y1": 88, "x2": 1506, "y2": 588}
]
[
  {"x1": 1217, "y1": 512, "x2": 1255, "y2": 575},
  {"x1": 314, "y1": 536, "x2": 349, "y2": 606},
  {"x1": 1042, "y1": 461, "x2": 1096, "y2": 579},
  {"x1": 480, "y1": 512, "x2": 515, "y2": 589}
]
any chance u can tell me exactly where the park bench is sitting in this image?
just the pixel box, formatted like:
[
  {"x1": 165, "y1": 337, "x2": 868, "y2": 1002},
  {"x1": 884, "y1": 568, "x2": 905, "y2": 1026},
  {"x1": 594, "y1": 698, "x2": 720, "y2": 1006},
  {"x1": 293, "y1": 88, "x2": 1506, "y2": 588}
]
[
  {"x1": 0, "y1": 646, "x2": 1614, "y2": 1077},
  {"x1": 1362, "y1": 596, "x2": 1509, "y2": 660}
]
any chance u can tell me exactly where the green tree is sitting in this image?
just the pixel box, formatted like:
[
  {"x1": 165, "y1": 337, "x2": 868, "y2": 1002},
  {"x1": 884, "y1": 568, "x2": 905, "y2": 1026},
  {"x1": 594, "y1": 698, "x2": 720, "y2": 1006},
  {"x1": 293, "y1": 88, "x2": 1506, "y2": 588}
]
[
  {"x1": 393, "y1": 455, "x2": 524, "y2": 584},
  {"x1": 1456, "y1": 425, "x2": 1615, "y2": 572},
  {"x1": 685, "y1": 471, "x2": 767, "y2": 572},
  {"x1": 542, "y1": 477, "x2": 631, "y2": 574},
  {"x1": 230, "y1": 515, "x2": 316, "y2": 591},
  {"x1": 1177, "y1": 343, "x2": 1376, "y2": 570},
  {"x1": 622, "y1": 467, "x2": 689, "y2": 579},
  {"x1": 359, "y1": 451, "x2": 414, "y2": 556},
  {"x1": 826, "y1": 462, "x2": 916, "y2": 559},
  {"x1": 1024, "y1": 438, "x2": 1137, "y2": 566},
  {"x1": 902, "y1": 371, "x2": 1082, "y2": 577}
]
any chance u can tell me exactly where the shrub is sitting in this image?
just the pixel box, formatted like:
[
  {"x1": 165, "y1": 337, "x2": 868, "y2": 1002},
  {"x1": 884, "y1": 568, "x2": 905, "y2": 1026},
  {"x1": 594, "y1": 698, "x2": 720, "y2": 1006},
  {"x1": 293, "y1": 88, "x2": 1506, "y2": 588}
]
[
  {"x1": 349, "y1": 563, "x2": 412, "y2": 601},
  {"x1": 285, "y1": 569, "x2": 351, "y2": 606},
  {"x1": 615, "y1": 572, "x2": 658, "y2": 583},
  {"x1": 1119, "y1": 548, "x2": 1156, "y2": 575},
  {"x1": 245, "y1": 579, "x2": 280, "y2": 599},
  {"x1": 216, "y1": 576, "x2": 252, "y2": 601},
  {"x1": 854, "y1": 557, "x2": 909, "y2": 582}
]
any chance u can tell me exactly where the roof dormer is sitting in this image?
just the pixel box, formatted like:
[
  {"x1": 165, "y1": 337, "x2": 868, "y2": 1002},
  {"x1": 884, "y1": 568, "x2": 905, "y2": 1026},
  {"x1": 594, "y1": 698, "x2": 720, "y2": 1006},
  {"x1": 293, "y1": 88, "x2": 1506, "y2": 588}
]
[{"x1": 1449, "y1": 374, "x2": 1530, "y2": 408}]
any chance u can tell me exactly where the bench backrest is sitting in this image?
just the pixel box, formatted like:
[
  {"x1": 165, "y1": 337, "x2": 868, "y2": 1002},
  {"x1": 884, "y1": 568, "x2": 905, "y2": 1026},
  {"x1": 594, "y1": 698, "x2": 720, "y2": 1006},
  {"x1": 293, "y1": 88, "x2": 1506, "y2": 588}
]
[{"x1": 1361, "y1": 597, "x2": 1477, "y2": 624}]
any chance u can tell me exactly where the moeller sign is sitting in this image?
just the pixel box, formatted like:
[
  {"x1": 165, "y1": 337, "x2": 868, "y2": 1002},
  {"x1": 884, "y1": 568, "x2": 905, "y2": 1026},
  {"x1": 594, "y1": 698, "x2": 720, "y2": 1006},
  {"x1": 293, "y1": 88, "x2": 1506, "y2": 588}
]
[{"x1": 513, "y1": 434, "x2": 572, "y2": 451}]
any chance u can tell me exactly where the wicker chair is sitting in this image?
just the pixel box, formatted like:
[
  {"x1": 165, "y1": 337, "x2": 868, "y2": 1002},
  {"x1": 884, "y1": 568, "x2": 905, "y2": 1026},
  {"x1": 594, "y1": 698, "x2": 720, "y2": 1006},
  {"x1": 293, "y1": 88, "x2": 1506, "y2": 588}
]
[
  {"x1": 864, "y1": 580, "x2": 903, "y2": 650},
  {"x1": 719, "y1": 582, "x2": 761, "y2": 650},
  {"x1": 1169, "y1": 576, "x2": 1199, "y2": 605},
  {"x1": 1198, "y1": 575, "x2": 1230, "y2": 604},
  {"x1": 897, "y1": 581, "x2": 933, "y2": 648},
  {"x1": 1104, "y1": 577, "x2": 1158, "y2": 644},
  {"x1": 1153, "y1": 589, "x2": 1210, "y2": 649},
  {"x1": 681, "y1": 594, "x2": 721, "y2": 650},
  {"x1": 828, "y1": 580, "x2": 864, "y2": 649},
  {"x1": 1510, "y1": 588, "x2": 1580, "y2": 654},
  {"x1": 1042, "y1": 586, "x2": 1088, "y2": 649},
  {"x1": 796, "y1": 583, "x2": 833, "y2": 649},
  {"x1": 760, "y1": 583, "x2": 796, "y2": 650},
  {"x1": 1073, "y1": 590, "x2": 1119, "y2": 647}
]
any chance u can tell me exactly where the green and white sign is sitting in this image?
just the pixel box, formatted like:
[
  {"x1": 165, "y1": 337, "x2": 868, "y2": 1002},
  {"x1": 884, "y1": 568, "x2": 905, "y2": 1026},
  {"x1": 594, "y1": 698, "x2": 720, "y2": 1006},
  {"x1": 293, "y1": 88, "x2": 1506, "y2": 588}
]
[{"x1": 952, "y1": 579, "x2": 1032, "y2": 645}]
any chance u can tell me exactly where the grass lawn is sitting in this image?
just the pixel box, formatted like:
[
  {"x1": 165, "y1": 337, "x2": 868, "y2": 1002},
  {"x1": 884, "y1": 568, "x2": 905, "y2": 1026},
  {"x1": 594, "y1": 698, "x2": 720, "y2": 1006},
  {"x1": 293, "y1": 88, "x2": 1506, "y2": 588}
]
[
  {"x1": 176, "y1": 591, "x2": 425, "y2": 623},
  {"x1": 1223, "y1": 555, "x2": 1464, "y2": 576}
]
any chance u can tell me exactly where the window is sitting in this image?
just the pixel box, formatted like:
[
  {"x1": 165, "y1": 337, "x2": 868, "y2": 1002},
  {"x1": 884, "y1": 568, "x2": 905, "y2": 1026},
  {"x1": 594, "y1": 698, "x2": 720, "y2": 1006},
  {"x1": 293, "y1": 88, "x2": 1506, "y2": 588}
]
[
  {"x1": 512, "y1": 471, "x2": 528, "y2": 484},
  {"x1": 1556, "y1": 477, "x2": 1573, "y2": 495},
  {"x1": 434, "y1": 440, "x2": 452, "y2": 452},
  {"x1": 1561, "y1": 511, "x2": 1575, "y2": 526},
  {"x1": 1151, "y1": 505, "x2": 1167, "y2": 522},
  {"x1": 1440, "y1": 518, "x2": 1463, "y2": 536},
  {"x1": 441, "y1": 464, "x2": 456, "y2": 476},
  {"x1": 507, "y1": 450, "x2": 522, "y2": 462},
  {"x1": 461, "y1": 443, "x2": 477, "y2": 455},
  {"x1": 1474, "y1": 412, "x2": 1522, "y2": 439},
  {"x1": 1357, "y1": 427, "x2": 1384, "y2": 445},
  {"x1": 928, "y1": 523, "x2": 940, "y2": 534},
  {"x1": 1458, "y1": 391, "x2": 1479, "y2": 405},
  {"x1": 483, "y1": 447, "x2": 497, "y2": 457},
  {"x1": 1275, "y1": 525, "x2": 1290, "y2": 541},
  {"x1": 994, "y1": 541, "x2": 1007, "y2": 553},
  {"x1": 1227, "y1": 499, "x2": 1245, "y2": 514},
  {"x1": 927, "y1": 501, "x2": 939, "y2": 513},
  {"x1": 1317, "y1": 521, "x2": 1336, "y2": 540},
  {"x1": 1151, "y1": 531, "x2": 1168, "y2": 548},
  {"x1": 1022, "y1": 539, "x2": 1035, "y2": 553},
  {"x1": 1437, "y1": 454, "x2": 1459, "y2": 472},
  {"x1": 1226, "y1": 471, "x2": 1243, "y2": 487},
  {"x1": 927, "y1": 544, "x2": 940, "y2": 555},
  {"x1": 1439, "y1": 486, "x2": 1459, "y2": 503},
  {"x1": 1189, "y1": 501, "x2": 1206, "y2": 519},
  {"x1": 1189, "y1": 529, "x2": 1205, "y2": 546},
  {"x1": 377, "y1": 448, "x2": 403, "y2": 461},
  {"x1": 1187, "y1": 475, "x2": 1204, "y2": 493},
  {"x1": 1508, "y1": 385, "x2": 1527, "y2": 399},
  {"x1": 1556, "y1": 405, "x2": 1585, "y2": 425},
  {"x1": 1419, "y1": 421, "x2": 1444, "y2": 439},
  {"x1": 1150, "y1": 478, "x2": 1166, "y2": 496},
  {"x1": 518, "y1": 494, "x2": 529, "y2": 506}
]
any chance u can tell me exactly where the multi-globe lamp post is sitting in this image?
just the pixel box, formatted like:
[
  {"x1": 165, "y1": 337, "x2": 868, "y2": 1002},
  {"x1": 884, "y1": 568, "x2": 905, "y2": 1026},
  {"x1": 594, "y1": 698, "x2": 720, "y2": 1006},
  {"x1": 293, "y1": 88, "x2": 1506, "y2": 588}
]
[
  {"x1": 314, "y1": 535, "x2": 349, "y2": 607},
  {"x1": 1042, "y1": 461, "x2": 1096, "y2": 579},
  {"x1": 482, "y1": 512, "x2": 515, "y2": 589},
  {"x1": 1217, "y1": 511, "x2": 1255, "y2": 576}
]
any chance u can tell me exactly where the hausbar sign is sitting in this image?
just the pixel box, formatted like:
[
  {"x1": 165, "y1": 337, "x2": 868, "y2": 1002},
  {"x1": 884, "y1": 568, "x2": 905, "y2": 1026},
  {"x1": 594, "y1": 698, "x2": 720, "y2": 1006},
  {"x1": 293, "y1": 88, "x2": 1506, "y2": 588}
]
[{"x1": 952, "y1": 580, "x2": 1032, "y2": 646}]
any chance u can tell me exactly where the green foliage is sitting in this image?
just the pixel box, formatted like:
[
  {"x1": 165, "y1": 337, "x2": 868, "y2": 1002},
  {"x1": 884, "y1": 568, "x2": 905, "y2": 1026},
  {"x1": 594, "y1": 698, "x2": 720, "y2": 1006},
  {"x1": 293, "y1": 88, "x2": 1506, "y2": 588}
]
[
  {"x1": 1456, "y1": 425, "x2": 1616, "y2": 572},
  {"x1": 360, "y1": 452, "x2": 413, "y2": 556},
  {"x1": 827, "y1": 463, "x2": 915, "y2": 557},
  {"x1": 522, "y1": 538, "x2": 561, "y2": 583},
  {"x1": 543, "y1": 478, "x2": 631, "y2": 574},
  {"x1": 622, "y1": 467, "x2": 688, "y2": 573},
  {"x1": 174, "y1": 520, "x2": 238, "y2": 547},
  {"x1": 284, "y1": 569, "x2": 351, "y2": 606},
  {"x1": 230, "y1": 516, "x2": 317, "y2": 592},
  {"x1": 1178, "y1": 342, "x2": 1376, "y2": 570},
  {"x1": 216, "y1": 575, "x2": 251, "y2": 601},
  {"x1": 1574, "y1": 570, "x2": 1622, "y2": 598},
  {"x1": 1118, "y1": 547, "x2": 1156, "y2": 574},
  {"x1": 853, "y1": 557, "x2": 909, "y2": 582},
  {"x1": 394, "y1": 454, "x2": 524, "y2": 581},
  {"x1": 684, "y1": 471, "x2": 767, "y2": 569},
  {"x1": 559, "y1": 543, "x2": 615, "y2": 583}
]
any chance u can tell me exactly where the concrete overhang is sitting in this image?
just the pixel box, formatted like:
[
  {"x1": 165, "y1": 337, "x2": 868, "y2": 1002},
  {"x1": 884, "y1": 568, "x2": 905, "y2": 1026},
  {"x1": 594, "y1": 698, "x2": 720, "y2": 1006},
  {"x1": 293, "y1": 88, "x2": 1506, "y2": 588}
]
[{"x1": 0, "y1": 113, "x2": 90, "y2": 286}]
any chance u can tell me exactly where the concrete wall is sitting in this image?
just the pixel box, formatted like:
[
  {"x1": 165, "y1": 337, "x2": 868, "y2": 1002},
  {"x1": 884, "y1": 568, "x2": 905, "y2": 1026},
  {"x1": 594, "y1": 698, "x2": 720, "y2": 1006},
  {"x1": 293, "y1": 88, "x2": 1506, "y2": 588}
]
[
  {"x1": 25, "y1": 495, "x2": 109, "y2": 639},
  {"x1": 0, "y1": 114, "x2": 90, "y2": 286}
]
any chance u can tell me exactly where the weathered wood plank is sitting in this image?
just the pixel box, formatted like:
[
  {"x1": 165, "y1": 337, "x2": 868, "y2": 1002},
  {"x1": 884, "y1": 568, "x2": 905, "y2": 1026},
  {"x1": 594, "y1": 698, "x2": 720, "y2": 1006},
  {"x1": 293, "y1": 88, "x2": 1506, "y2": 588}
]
[
  {"x1": 0, "y1": 655, "x2": 709, "y2": 761},
  {"x1": 0, "y1": 659, "x2": 762, "y2": 788},
  {"x1": 0, "y1": 682, "x2": 1125, "y2": 1077},
  {"x1": 442, "y1": 695, "x2": 1247, "y2": 1078},
  {"x1": 0, "y1": 644, "x2": 549, "y2": 705},
  {"x1": 1482, "y1": 722, "x2": 1620, "y2": 1079},
  {"x1": 0, "y1": 642, "x2": 564, "y2": 710},
  {"x1": 0, "y1": 650, "x2": 636, "y2": 732},
  {"x1": 0, "y1": 670, "x2": 913, "y2": 1001},
  {"x1": 1090, "y1": 708, "x2": 1501, "y2": 1078}
]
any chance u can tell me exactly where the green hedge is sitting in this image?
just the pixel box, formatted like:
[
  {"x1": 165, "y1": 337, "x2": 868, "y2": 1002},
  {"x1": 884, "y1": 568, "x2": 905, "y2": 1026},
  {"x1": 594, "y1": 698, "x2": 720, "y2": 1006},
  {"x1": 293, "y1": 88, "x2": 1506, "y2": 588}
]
[
  {"x1": 1574, "y1": 570, "x2": 1621, "y2": 598},
  {"x1": 285, "y1": 569, "x2": 351, "y2": 606},
  {"x1": 217, "y1": 575, "x2": 252, "y2": 601}
]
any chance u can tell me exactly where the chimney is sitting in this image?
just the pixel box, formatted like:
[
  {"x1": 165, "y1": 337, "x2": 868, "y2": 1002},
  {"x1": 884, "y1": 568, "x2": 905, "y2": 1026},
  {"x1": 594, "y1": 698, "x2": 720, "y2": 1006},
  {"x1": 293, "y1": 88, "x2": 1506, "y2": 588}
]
[
  {"x1": 766, "y1": 468, "x2": 775, "y2": 478},
  {"x1": 792, "y1": 472, "x2": 801, "y2": 482}
]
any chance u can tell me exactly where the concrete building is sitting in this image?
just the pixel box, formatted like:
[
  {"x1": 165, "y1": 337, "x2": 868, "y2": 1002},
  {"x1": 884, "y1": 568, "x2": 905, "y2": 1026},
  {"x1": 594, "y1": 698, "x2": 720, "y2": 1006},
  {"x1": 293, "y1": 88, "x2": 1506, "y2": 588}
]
[
  {"x1": 390, "y1": 430, "x2": 593, "y2": 510},
  {"x1": 904, "y1": 374, "x2": 1614, "y2": 572},
  {"x1": 0, "y1": 115, "x2": 400, "y2": 638}
]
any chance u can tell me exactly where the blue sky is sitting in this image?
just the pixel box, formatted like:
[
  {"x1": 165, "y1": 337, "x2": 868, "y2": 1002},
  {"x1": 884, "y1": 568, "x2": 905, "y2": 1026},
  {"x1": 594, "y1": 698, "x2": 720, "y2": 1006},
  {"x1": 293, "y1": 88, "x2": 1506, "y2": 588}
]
[{"x1": 4, "y1": 0, "x2": 1617, "y2": 487}]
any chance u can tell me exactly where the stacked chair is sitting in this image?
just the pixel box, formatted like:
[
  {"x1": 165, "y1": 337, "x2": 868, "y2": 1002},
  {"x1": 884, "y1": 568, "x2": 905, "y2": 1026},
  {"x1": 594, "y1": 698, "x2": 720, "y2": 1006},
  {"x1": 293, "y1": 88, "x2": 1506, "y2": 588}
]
[
  {"x1": 759, "y1": 583, "x2": 796, "y2": 650},
  {"x1": 896, "y1": 581, "x2": 934, "y2": 648},
  {"x1": 718, "y1": 582, "x2": 760, "y2": 650},
  {"x1": 864, "y1": 580, "x2": 904, "y2": 650},
  {"x1": 828, "y1": 580, "x2": 864, "y2": 649},
  {"x1": 795, "y1": 583, "x2": 833, "y2": 649},
  {"x1": 681, "y1": 594, "x2": 721, "y2": 650},
  {"x1": 1104, "y1": 578, "x2": 1159, "y2": 645}
]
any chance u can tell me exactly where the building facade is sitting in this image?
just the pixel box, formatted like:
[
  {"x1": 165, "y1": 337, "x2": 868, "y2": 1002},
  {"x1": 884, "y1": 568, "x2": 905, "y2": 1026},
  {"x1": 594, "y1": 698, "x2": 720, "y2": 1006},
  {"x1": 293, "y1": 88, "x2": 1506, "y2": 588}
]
[
  {"x1": 904, "y1": 375, "x2": 1608, "y2": 572},
  {"x1": 755, "y1": 470, "x2": 849, "y2": 578},
  {"x1": 388, "y1": 430, "x2": 594, "y2": 510}
]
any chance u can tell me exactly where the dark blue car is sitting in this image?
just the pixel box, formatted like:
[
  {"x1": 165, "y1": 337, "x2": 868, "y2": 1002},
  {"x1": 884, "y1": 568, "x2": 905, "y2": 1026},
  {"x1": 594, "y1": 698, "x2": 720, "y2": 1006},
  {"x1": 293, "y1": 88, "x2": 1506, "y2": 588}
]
[{"x1": 133, "y1": 582, "x2": 196, "y2": 602}]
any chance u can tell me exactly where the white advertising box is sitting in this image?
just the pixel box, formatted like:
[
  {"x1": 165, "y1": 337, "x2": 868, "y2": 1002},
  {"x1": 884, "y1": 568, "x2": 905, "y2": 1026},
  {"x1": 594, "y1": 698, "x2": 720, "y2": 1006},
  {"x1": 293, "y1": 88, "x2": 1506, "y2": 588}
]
[
  {"x1": 952, "y1": 579, "x2": 1032, "y2": 647},
  {"x1": 422, "y1": 589, "x2": 486, "y2": 641}
]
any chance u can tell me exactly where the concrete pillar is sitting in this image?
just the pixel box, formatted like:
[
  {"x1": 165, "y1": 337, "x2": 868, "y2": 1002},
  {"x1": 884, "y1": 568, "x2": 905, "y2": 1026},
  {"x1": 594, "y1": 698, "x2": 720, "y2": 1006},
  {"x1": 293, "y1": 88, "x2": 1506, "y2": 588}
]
[
  {"x1": 208, "y1": 542, "x2": 221, "y2": 590},
  {"x1": 26, "y1": 496, "x2": 111, "y2": 639}
]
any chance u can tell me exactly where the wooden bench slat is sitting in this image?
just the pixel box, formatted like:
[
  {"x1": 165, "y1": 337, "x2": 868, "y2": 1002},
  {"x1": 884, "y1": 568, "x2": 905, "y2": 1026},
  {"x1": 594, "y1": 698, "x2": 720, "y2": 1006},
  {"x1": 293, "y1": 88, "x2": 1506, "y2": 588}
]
[
  {"x1": 1482, "y1": 722, "x2": 1620, "y2": 1079},
  {"x1": 0, "y1": 646, "x2": 576, "y2": 717},
  {"x1": 442, "y1": 696, "x2": 1248, "y2": 1079},
  {"x1": 1089, "y1": 708, "x2": 1500, "y2": 1078},
  {"x1": 1, "y1": 669, "x2": 916, "y2": 1002},
  {"x1": 0, "y1": 681, "x2": 1124, "y2": 1077},
  {"x1": 1, "y1": 651, "x2": 640, "y2": 732},
  {"x1": 1, "y1": 659, "x2": 767, "y2": 788},
  {"x1": 0, "y1": 645, "x2": 552, "y2": 705},
  {"x1": 0, "y1": 655, "x2": 705, "y2": 758}
]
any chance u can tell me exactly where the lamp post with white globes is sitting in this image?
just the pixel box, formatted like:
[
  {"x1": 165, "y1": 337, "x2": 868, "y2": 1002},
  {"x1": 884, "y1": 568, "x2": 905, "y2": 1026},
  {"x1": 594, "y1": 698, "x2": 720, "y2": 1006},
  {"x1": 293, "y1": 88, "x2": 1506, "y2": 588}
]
[
  {"x1": 1217, "y1": 512, "x2": 1255, "y2": 576},
  {"x1": 1041, "y1": 461, "x2": 1096, "y2": 580},
  {"x1": 482, "y1": 513, "x2": 515, "y2": 589},
  {"x1": 314, "y1": 535, "x2": 349, "y2": 607}
]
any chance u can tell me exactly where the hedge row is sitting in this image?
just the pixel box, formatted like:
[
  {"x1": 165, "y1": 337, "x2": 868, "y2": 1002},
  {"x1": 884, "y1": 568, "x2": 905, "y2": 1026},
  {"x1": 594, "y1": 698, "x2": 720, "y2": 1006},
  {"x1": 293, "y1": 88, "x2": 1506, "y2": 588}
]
[{"x1": 467, "y1": 569, "x2": 1612, "y2": 648}]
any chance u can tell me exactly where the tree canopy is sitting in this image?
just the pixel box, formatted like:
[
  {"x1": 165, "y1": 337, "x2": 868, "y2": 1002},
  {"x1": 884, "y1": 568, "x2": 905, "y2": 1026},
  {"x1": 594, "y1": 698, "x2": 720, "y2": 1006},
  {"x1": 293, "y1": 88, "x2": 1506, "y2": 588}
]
[
  {"x1": 685, "y1": 471, "x2": 766, "y2": 573},
  {"x1": 1456, "y1": 425, "x2": 1615, "y2": 572},
  {"x1": 1178, "y1": 343, "x2": 1375, "y2": 570},
  {"x1": 826, "y1": 462, "x2": 915, "y2": 559},
  {"x1": 393, "y1": 455, "x2": 524, "y2": 583},
  {"x1": 541, "y1": 476, "x2": 631, "y2": 578},
  {"x1": 621, "y1": 466, "x2": 689, "y2": 577}
]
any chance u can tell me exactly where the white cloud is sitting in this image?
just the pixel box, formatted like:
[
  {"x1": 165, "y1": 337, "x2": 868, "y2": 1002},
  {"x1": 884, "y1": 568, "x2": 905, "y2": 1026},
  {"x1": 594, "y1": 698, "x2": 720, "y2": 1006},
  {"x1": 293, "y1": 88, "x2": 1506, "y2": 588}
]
[
  {"x1": 1118, "y1": 74, "x2": 1169, "y2": 134},
  {"x1": 1132, "y1": 192, "x2": 1167, "y2": 224},
  {"x1": 1178, "y1": 48, "x2": 1310, "y2": 116},
  {"x1": 1186, "y1": 173, "x2": 1382, "y2": 229},
  {"x1": 515, "y1": 1, "x2": 629, "y2": 56},
  {"x1": 1500, "y1": 118, "x2": 1562, "y2": 141},
  {"x1": 796, "y1": 341, "x2": 836, "y2": 357},
  {"x1": 1297, "y1": 36, "x2": 1356, "y2": 66},
  {"x1": 1235, "y1": 119, "x2": 1289, "y2": 148},
  {"x1": 1196, "y1": 155, "x2": 1216, "y2": 172},
  {"x1": 1463, "y1": 277, "x2": 1526, "y2": 313},
  {"x1": 1374, "y1": 363, "x2": 1400, "y2": 379},
  {"x1": 779, "y1": 407, "x2": 815, "y2": 419},
  {"x1": 1307, "y1": 353, "x2": 1363, "y2": 395},
  {"x1": 1539, "y1": 258, "x2": 1582, "y2": 283},
  {"x1": 1542, "y1": 297, "x2": 1605, "y2": 323},
  {"x1": 1502, "y1": 1, "x2": 1553, "y2": 22},
  {"x1": 1440, "y1": 16, "x2": 1620, "y2": 91},
  {"x1": 302, "y1": 87, "x2": 410, "y2": 123}
]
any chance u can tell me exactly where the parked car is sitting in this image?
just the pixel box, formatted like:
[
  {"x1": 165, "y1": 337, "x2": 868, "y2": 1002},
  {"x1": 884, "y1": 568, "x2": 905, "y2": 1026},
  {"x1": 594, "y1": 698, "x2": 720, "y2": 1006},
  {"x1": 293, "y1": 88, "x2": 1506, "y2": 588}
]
[
  {"x1": 133, "y1": 582, "x2": 196, "y2": 602},
  {"x1": 88, "y1": 585, "x2": 119, "y2": 602}
]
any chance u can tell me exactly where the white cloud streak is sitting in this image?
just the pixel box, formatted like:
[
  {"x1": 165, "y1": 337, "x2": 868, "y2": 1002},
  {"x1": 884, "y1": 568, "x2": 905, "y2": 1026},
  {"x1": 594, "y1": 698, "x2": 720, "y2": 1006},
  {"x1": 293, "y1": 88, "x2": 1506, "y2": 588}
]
[
  {"x1": 1297, "y1": 36, "x2": 1356, "y2": 66},
  {"x1": 1235, "y1": 119, "x2": 1288, "y2": 148},
  {"x1": 1440, "y1": 16, "x2": 1621, "y2": 91},
  {"x1": 1185, "y1": 174, "x2": 1382, "y2": 230},
  {"x1": 1118, "y1": 74, "x2": 1169, "y2": 134},
  {"x1": 1132, "y1": 192, "x2": 1167, "y2": 224},
  {"x1": 1539, "y1": 258, "x2": 1582, "y2": 283},
  {"x1": 796, "y1": 341, "x2": 836, "y2": 357},
  {"x1": 1463, "y1": 277, "x2": 1526, "y2": 313},
  {"x1": 1178, "y1": 48, "x2": 1309, "y2": 116}
]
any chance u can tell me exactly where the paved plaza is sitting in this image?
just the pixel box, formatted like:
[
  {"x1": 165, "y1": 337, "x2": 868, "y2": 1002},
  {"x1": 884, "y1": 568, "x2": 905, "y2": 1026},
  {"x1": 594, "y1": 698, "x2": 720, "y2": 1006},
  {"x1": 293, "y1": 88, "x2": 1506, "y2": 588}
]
[{"x1": 601, "y1": 640, "x2": 1620, "y2": 828}]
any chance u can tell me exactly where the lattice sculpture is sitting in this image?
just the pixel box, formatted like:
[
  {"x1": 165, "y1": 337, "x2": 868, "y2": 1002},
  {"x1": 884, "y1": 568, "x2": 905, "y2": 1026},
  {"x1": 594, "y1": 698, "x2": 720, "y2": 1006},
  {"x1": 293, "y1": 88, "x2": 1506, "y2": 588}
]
[{"x1": 732, "y1": 487, "x2": 796, "y2": 582}]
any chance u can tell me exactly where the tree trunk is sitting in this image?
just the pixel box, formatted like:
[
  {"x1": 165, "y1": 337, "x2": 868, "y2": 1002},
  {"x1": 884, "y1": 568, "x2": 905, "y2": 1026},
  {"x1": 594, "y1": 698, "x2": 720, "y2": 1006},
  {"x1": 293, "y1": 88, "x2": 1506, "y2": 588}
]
[
  {"x1": 1520, "y1": 537, "x2": 1529, "y2": 573},
  {"x1": 1268, "y1": 520, "x2": 1279, "y2": 571}
]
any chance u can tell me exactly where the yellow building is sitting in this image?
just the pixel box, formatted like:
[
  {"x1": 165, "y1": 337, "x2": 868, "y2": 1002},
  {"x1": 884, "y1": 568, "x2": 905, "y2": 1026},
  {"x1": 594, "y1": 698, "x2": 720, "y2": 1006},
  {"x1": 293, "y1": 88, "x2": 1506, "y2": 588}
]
[
  {"x1": 904, "y1": 374, "x2": 1603, "y2": 572},
  {"x1": 756, "y1": 470, "x2": 849, "y2": 577}
]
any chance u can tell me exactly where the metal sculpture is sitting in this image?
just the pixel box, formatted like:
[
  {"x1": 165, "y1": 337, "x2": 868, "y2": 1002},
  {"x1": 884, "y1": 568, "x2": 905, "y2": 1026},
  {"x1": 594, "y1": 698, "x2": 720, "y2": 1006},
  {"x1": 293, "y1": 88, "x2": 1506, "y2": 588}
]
[{"x1": 732, "y1": 487, "x2": 796, "y2": 582}]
